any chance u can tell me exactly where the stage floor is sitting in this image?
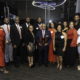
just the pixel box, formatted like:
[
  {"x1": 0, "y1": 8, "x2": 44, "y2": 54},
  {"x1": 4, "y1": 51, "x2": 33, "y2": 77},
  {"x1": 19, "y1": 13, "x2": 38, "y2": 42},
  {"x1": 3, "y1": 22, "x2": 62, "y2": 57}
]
[{"x1": 0, "y1": 63, "x2": 80, "y2": 80}]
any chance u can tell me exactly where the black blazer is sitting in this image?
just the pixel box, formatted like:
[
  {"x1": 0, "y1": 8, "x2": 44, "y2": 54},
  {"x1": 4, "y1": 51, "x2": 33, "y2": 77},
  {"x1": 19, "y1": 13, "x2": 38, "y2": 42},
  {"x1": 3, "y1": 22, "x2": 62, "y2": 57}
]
[
  {"x1": 26, "y1": 31, "x2": 35, "y2": 45},
  {"x1": 22, "y1": 23, "x2": 30, "y2": 43},
  {"x1": 34, "y1": 23, "x2": 41, "y2": 36},
  {"x1": 75, "y1": 21, "x2": 80, "y2": 30},
  {"x1": 10, "y1": 24, "x2": 23, "y2": 46},
  {"x1": 34, "y1": 22, "x2": 48, "y2": 36}
]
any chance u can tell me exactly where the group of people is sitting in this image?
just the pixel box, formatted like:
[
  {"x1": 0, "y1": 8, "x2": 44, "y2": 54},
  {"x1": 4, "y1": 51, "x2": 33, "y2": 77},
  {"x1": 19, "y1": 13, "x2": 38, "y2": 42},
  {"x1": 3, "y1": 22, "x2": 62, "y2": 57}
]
[{"x1": 0, "y1": 14, "x2": 80, "y2": 74}]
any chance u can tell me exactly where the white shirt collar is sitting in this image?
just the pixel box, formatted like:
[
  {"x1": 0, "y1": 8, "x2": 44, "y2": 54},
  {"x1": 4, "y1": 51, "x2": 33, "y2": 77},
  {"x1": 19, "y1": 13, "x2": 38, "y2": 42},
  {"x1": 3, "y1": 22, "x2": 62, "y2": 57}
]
[
  {"x1": 38, "y1": 23, "x2": 42, "y2": 26},
  {"x1": 15, "y1": 23, "x2": 19, "y2": 27},
  {"x1": 4, "y1": 24, "x2": 10, "y2": 26},
  {"x1": 42, "y1": 30, "x2": 45, "y2": 33},
  {"x1": 26, "y1": 23, "x2": 30, "y2": 27}
]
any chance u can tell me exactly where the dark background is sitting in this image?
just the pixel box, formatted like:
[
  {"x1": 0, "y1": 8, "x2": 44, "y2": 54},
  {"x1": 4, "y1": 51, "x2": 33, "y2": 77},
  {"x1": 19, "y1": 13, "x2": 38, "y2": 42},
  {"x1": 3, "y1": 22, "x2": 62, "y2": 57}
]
[{"x1": 0, "y1": 0, "x2": 77, "y2": 25}]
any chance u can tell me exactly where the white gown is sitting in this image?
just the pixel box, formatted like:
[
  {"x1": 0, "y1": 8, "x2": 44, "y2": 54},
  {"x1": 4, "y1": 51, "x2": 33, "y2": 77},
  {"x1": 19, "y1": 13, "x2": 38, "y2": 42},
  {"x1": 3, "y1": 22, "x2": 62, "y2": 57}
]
[{"x1": 77, "y1": 28, "x2": 80, "y2": 54}]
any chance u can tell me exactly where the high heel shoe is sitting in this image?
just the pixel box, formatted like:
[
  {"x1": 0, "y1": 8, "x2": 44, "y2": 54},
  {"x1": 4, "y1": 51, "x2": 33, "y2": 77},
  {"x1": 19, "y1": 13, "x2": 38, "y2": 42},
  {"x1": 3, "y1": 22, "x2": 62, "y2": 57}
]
[
  {"x1": 59, "y1": 65, "x2": 62, "y2": 70},
  {"x1": 67, "y1": 65, "x2": 69, "y2": 68},
  {"x1": 29, "y1": 63, "x2": 32, "y2": 68},
  {"x1": 30, "y1": 64, "x2": 35, "y2": 68},
  {"x1": 57, "y1": 64, "x2": 59, "y2": 68}
]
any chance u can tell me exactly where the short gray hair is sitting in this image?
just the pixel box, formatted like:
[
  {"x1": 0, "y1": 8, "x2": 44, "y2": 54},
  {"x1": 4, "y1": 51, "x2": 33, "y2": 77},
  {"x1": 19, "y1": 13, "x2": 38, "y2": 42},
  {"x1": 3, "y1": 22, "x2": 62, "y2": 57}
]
[{"x1": 15, "y1": 16, "x2": 19, "y2": 20}]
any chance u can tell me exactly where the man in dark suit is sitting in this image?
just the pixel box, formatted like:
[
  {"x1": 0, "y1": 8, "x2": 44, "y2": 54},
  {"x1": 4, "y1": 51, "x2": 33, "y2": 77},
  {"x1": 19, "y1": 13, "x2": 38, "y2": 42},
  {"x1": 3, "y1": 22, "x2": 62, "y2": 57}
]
[
  {"x1": 10, "y1": 17, "x2": 23, "y2": 68},
  {"x1": 34, "y1": 17, "x2": 43, "y2": 35},
  {"x1": 33, "y1": 17, "x2": 43, "y2": 62},
  {"x1": 36, "y1": 23, "x2": 51, "y2": 67},
  {"x1": 74, "y1": 14, "x2": 80, "y2": 30},
  {"x1": 22, "y1": 17, "x2": 30, "y2": 44},
  {"x1": 22, "y1": 17, "x2": 31, "y2": 63}
]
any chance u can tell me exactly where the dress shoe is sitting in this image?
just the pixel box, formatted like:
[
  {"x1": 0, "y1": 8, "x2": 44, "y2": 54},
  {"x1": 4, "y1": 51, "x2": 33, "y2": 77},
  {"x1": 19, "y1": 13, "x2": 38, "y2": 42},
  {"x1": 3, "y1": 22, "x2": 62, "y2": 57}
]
[
  {"x1": 30, "y1": 64, "x2": 35, "y2": 68},
  {"x1": 14, "y1": 64, "x2": 19, "y2": 68},
  {"x1": 44, "y1": 64, "x2": 48, "y2": 67},
  {"x1": 39, "y1": 63, "x2": 42, "y2": 66},
  {"x1": 21, "y1": 62, "x2": 25, "y2": 64},
  {"x1": 6, "y1": 62, "x2": 9, "y2": 66},
  {"x1": 10, "y1": 61, "x2": 13, "y2": 63}
]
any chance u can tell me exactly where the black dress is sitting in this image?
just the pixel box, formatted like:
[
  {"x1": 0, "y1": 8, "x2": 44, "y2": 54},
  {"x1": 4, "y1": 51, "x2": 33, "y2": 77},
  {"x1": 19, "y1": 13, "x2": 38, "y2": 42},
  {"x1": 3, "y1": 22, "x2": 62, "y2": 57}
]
[
  {"x1": 63, "y1": 39, "x2": 76, "y2": 66},
  {"x1": 55, "y1": 32, "x2": 64, "y2": 56},
  {"x1": 26, "y1": 31, "x2": 35, "y2": 57}
]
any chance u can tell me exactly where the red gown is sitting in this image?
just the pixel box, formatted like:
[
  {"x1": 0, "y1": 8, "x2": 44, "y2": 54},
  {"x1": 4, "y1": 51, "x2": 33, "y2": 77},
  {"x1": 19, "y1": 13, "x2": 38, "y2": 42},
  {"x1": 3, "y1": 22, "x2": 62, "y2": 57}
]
[
  {"x1": 0, "y1": 27, "x2": 5, "y2": 66},
  {"x1": 48, "y1": 28, "x2": 57, "y2": 62}
]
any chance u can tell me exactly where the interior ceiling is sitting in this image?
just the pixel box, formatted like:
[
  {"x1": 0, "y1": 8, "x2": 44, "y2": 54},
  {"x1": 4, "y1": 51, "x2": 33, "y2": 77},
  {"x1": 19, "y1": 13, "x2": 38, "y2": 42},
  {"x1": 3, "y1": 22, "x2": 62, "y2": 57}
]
[
  {"x1": 0, "y1": 0, "x2": 76, "y2": 10},
  {"x1": 0, "y1": 0, "x2": 65, "y2": 3},
  {"x1": 0, "y1": 0, "x2": 66, "y2": 9}
]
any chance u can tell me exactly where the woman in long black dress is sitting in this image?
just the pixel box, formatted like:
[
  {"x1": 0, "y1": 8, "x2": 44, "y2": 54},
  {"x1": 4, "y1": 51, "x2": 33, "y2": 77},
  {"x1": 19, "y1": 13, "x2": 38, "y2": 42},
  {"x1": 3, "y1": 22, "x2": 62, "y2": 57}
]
[
  {"x1": 62, "y1": 21, "x2": 68, "y2": 32},
  {"x1": 26, "y1": 25, "x2": 35, "y2": 68},
  {"x1": 63, "y1": 21, "x2": 78, "y2": 67},
  {"x1": 53, "y1": 24, "x2": 67, "y2": 70}
]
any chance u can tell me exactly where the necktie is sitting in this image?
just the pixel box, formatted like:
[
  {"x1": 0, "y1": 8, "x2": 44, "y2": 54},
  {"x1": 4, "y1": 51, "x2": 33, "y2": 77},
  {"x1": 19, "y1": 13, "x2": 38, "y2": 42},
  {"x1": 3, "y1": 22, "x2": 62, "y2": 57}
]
[
  {"x1": 17, "y1": 25, "x2": 22, "y2": 39},
  {"x1": 42, "y1": 30, "x2": 44, "y2": 38},
  {"x1": 39, "y1": 25, "x2": 41, "y2": 30},
  {"x1": 7, "y1": 25, "x2": 9, "y2": 33}
]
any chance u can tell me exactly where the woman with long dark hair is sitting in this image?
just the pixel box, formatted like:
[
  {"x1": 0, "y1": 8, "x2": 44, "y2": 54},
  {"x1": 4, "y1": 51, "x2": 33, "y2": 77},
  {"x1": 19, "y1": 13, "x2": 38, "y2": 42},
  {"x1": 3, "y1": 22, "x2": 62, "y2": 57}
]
[
  {"x1": 26, "y1": 25, "x2": 35, "y2": 68},
  {"x1": 48, "y1": 22, "x2": 57, "y2": 64},
  {"x1": 62, "y1": 21, "x2": 68, "y2": 32},
  {"x1": 63, "y1": 21, "x2": 78, "y2": 67},
  {"x1": 53, "y1": 24, "x2": 67, "y2": 70}
]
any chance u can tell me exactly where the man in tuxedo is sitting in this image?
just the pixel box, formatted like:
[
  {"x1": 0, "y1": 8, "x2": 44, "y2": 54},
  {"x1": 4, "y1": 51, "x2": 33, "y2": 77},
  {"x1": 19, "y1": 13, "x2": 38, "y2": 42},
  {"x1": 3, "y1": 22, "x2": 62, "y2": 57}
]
[
  {"x1": 74, "y1": 14, "x2": 80, "y2": 30},
  {"x1": 22, "y1": 17, "x2": 30, "y2": 43},
  {"x1": 10, "y1": 17, "x2": 23, "y2": 68},
  {"x1": 33, "y1": 17, "x2": 43, "y2": 62},
  {"x1": 74, "y1": 14, "x2": 80, "y2": 59},
  {"x1": 22, "y1": 17, "x2": 31, "y2": 63},
  {"x1": 36, "y1": 23, "x2": 51, "y2": 67},
  {"x1": 34, "y1": 17, "x2": 43, "y2": 35},
  {"x1": 1, "y1": 18, "x2": 13, "y2": 65}
]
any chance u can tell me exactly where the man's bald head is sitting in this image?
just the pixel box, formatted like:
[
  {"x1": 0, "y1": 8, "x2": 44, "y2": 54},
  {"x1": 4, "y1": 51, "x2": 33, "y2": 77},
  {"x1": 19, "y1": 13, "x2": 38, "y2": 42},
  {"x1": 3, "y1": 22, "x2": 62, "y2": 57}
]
[
  {"x1": 42, "y1": 23, "x2": 46, "y2": 30},
  {"x1": 4, "y1": 18, "x2": 9, "y2": 24}
]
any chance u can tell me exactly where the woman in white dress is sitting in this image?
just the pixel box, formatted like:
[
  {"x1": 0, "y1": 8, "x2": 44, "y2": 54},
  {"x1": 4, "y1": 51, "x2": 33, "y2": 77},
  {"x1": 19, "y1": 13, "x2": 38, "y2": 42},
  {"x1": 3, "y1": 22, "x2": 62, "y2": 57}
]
[{"x1": 77, "y1": 28, "x2": 80, "y2": 70}]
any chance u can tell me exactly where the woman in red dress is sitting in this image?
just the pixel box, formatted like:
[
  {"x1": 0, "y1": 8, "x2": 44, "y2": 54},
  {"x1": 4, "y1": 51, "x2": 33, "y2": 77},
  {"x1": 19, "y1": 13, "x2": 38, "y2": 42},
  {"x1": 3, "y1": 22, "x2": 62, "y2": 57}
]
[
  {"x1": 0, "y1": 27, "x2": 9, "y2": 73},
  {"x1": 63, "y1": 21, "x2": 78, "y2": 67},
  {"x1": 48, "y1": 22, "x2": 57, "y2": 64}
]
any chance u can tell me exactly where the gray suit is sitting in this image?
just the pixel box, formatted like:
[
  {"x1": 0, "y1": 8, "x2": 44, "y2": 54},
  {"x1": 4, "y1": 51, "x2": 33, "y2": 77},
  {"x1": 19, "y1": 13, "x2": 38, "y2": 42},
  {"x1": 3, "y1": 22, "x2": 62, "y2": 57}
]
[{"x1": 1, "y1": 24, "x2": 13, "y2": 62}]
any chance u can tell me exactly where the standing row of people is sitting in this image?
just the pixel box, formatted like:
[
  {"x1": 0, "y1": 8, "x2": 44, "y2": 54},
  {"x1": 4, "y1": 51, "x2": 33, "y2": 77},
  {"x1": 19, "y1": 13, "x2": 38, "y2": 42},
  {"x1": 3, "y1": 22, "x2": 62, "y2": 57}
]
[{"x1": 0, "y1": 14, "x2": 80, "y2": 73}]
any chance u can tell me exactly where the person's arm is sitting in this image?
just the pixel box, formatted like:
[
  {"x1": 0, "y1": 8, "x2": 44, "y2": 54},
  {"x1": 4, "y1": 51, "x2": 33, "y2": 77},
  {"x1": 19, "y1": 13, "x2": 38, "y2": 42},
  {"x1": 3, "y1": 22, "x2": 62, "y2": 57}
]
[
  {"x1": 10, "y1": 26, "x2": 17, "y2": 48},
  {"x1": 47, "y1": 31, "x2": 52, "y2": 45},
  {"x1": 36, "y1": 31, "x2": 39, "y2": 45},
  {"x1": 62, "y1": 32, "x2": 67, "y2": 52},
  {"x1": 26, "y1": 32, "x2": 29, "y2": 45},
  {"x1": 70, "y1": 29, "x2": 78, "y2": 47},
  {"x1": 53, "y1": 34, "x2": 56, "y2": 51},
  {"x1": 22, "y1": 24, "x2": 26, "y2": 46}
]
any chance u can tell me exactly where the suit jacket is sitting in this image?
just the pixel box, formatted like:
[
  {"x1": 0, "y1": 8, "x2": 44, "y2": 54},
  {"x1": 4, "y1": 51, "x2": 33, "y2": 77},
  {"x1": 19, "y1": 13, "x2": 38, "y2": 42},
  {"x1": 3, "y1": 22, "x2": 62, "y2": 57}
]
[
  {"x1": 10, "y1": 24, "x2": 23, "y2": 46},
  {"x1": 34, "y1": 23, "x2": 48, "y2": 36},
  {"x1": 1, "y1": 24, "x2": 11, "y2": 43},
  {"x1": 75, "y1": 21, "x2": 80, "y2": 30},
  {"x1": 36, "y1": 30, "x2": 51, "y2": 48},
  {"x1": 22, "y1": 23, "x2": 30, "y2": 43},
  {"x1": 33, "y1": 23, "x2": 42, "y2": 35}
]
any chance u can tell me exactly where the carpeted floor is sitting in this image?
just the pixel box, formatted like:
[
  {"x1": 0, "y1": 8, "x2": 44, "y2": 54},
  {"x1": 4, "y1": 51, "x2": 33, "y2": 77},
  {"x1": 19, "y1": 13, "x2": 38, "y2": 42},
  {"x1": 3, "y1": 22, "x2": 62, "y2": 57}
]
[{"x1": 0, "y1": 62, "x2": 80, "y2": 80}]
